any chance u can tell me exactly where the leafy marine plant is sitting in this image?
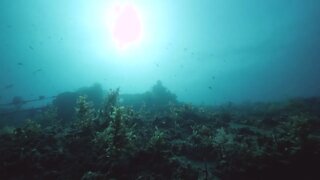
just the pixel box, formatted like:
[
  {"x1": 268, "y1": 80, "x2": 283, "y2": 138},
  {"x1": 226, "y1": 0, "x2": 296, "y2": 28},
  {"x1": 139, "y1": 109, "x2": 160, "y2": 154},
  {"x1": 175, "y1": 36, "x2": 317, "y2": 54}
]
[
  {"x1": 148, "y1": 127, "x2": 167, "y2": 150},
  {"x1": 273, "y1": 114, "x2": 312, "y2": 156},
  {"x1": 35, "y1": 106, "x2": 59, "y2": 128},
  {"x1": 20, "y1": 119, "x2": 42, "y2": 137},
  {"x1": 212, "y1": 127, "x2": 236, "y2": 165},
  {"x1": 94, "y1": 106, "x2": 136, "y2": 162},
  {"x1": 75, "y1": 95, "x2": 96, "y2": 130},
  {"x1": 102, "y1": 88, "x2": 120, "y2": 122}
]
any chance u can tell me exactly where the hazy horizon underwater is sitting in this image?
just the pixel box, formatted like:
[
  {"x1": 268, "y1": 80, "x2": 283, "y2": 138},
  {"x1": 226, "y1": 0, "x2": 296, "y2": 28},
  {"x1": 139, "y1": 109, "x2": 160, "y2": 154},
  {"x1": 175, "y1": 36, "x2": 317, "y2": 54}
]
[
  {"x1": 0, "y1": 0, "x2": 320, "y2": 105},
  {"x1": 1, "y1": 0, "x2": 320, "y2": 179}
]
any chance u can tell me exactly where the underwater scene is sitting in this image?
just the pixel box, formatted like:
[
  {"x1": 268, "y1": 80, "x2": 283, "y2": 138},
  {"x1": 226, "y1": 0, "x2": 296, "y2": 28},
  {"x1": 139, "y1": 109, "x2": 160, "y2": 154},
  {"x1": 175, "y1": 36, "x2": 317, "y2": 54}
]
[{"x1": 1, "y1": 0, "x2": 320, "y2": 179}]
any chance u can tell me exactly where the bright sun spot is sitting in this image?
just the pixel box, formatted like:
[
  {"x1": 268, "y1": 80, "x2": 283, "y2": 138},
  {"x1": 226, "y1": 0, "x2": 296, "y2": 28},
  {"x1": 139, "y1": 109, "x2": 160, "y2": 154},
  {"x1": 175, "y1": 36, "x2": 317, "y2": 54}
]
[{"x1": 109, "y1": 3, "x2": 143, "y2": 51}]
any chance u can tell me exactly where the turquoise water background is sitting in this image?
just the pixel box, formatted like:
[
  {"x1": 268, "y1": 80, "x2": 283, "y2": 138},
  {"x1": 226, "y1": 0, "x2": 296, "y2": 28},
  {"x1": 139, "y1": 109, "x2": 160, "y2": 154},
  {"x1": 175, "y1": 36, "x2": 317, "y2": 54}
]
[{"x1": 1, "y1": 0, "x2": 319, "y2": 105}]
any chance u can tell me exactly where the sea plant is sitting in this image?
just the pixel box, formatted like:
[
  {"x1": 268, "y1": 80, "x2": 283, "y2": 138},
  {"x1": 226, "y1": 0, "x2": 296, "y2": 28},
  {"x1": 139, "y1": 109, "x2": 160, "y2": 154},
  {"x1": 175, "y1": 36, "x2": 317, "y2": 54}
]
[
  {"x1": 148, "y1": 127, "x2": 167, "y2": 150},
  {"x1": 75, "y1": 95, "x2": 96, "y2": 130},
  {"x1": 212, "y1": 127, "x2": 235, "y2": 159},
  {"x1": 102, "y1": 88, "x2": 120, "y2": 121},
  {"x1": 273, "y1": 114, "x2": 311, "y2": 155},
  {"x1": 94, "y1": 106, "x2": 134, "y2": 160}
]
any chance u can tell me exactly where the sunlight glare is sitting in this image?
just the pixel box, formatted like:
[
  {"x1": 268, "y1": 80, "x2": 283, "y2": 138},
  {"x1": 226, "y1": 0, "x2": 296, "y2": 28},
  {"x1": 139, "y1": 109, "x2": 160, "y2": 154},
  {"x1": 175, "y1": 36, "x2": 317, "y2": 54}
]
[{"x1": 109, "y1": 2, "x2": 143, "y2": 51}]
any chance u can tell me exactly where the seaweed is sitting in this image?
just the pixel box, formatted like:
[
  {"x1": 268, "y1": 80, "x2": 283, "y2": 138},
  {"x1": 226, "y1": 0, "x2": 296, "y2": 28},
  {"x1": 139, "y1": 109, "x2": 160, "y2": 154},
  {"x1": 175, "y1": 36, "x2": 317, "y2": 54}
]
[{"x1": 0, "y1": 87, "x2": 320, "y2": 179}]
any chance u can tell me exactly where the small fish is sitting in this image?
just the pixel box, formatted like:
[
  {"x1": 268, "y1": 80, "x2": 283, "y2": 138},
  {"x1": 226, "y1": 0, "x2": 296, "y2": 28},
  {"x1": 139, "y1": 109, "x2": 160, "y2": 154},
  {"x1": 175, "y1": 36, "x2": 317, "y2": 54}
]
[
  {"x1": 29, "y1": 46, "x2": 34, "y2": 50},
  {"x1": 212, "y1": 76, "x2": 215, "y2": 80},
  {"x1": 208, "y1": 86, "x2": 213, "y2": 90},
  {"x1": 184, "y1": 48, "x2": 188, "y2": 51},
  {"x1": 156, "y1": 63, "x2": 159, "y2": 67},
  {"x1": 17, "y1": 62, "x2": 23, "y2": 66},
  {"x1": 3, "y1": 84, "x2": 14, "y2": 89},
  {"x1": 11, "y1": 96, "x2": 25, "y2": 106},
  {"x1": 38, "y1": 96, "x2": 45, "y2": 100},
  {"x1": 33, "y1": 69, "x2": 42, "y2": 74}
]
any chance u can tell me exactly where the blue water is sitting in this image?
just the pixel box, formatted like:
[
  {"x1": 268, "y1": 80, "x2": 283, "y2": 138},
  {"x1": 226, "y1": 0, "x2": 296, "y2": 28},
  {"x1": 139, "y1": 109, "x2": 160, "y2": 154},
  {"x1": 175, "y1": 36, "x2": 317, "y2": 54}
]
[{"x1": 1, "y1": 0, "x2": 320, "y2": 105}]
